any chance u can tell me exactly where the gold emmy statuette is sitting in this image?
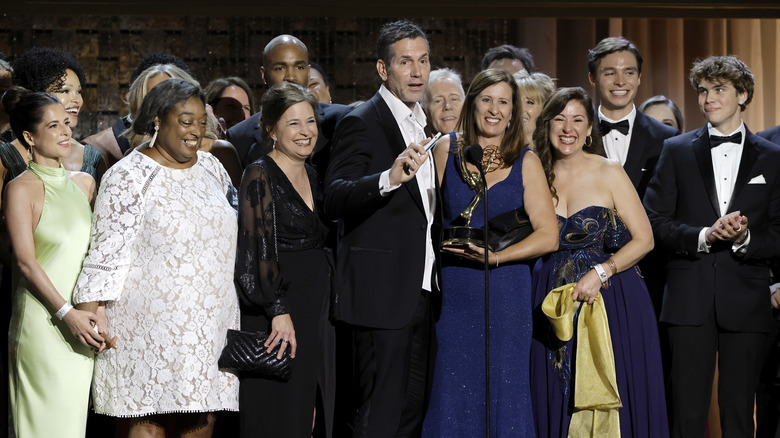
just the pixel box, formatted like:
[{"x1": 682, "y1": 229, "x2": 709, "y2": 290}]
[{"x1": 441, "y1": 145, "x2": 492, "y2": 250}]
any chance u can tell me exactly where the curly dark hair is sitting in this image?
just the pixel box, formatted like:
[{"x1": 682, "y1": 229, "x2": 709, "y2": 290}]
[
  {"x1": 689, "y1": 55, "x2": 754, "y2": 112},
  {"x1": 533, "y1": 87, "x2": 604, "y2": 202},
  {"x1": 11, "y1": 47, "x2": 86, "y2": 94}
]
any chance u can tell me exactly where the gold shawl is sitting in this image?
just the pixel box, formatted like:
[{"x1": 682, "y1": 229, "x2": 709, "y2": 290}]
[{"x1": 542, "y1": 283, "x2": 622, "y2": 437}]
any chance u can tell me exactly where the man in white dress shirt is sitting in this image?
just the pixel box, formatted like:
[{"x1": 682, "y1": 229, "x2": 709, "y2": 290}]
[
  {"x1": 323, "y1": 20, "x2": 441, "y2": 438},
  {"x1": 587, "y1": 36, "x2": 678, "y2": 199}
]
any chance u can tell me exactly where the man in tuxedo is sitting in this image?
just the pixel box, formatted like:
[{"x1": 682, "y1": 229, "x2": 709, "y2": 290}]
[
  {"x1": 225, "y1": 34, "x2": 350, "y2": 171},
  {"x1": 588, "y1": 36, "x2": 679, "y2": 316},
  {"x1": 644, "y1": 56, "x2": 780, "y2": 437},
  {"x1": 587, "y1": 36, "x2": 678, "y2": 199},
  {"x1": 323, "y1": 20, "x2": 440, "y2": 438}
]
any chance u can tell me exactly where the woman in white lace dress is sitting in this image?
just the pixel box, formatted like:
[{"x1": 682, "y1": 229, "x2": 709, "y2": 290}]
[{"x1": 73, "y1": 78, "x2": 239, "y2": 438}]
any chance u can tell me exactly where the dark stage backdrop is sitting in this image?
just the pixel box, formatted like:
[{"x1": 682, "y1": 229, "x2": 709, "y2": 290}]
[{"x1": 1, "y1": 16, "x2": 778, "y2": 139}]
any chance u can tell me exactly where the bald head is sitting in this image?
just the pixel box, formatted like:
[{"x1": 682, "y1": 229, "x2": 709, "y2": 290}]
[{"x1": 261, "y1": 35, "x2": 310, "y2": 88}]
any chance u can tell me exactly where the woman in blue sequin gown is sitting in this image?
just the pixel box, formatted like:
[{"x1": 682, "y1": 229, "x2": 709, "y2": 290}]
[
  {"x1": 529, "y1": 88, "x2": 668, "y2": 437},
  {"x1": 422, "y1": 69, "x2": 558, "y2": 437}
]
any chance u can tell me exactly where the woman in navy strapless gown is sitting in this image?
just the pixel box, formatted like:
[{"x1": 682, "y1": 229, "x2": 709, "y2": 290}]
[
  {"x1": 529, "y1": 87, "x2": 668, "y2": 437},
  {"x1": 423, "y1": 69, "x2": 558, "y2": 437}
]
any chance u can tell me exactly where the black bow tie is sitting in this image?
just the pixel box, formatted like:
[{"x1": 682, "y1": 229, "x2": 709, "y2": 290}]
[
  {"x1": 710, "y1": 132, "x2": 742, "y2": 148},
  {"x1": 599, "y1": 119, "x2": 629, "y2": 136}
]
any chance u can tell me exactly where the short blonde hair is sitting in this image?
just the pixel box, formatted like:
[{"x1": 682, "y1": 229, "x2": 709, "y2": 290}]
[{"x1": 514, "y1": 71, "x2": 556, "y2": 108}]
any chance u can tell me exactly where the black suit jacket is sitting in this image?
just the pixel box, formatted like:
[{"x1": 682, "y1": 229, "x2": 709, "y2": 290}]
[
  {"x1": 644, "y1": 126, "x2": 780, "y2": 332},
  {"x1": 758, "y1": 125, "x2": 780, "y2": 145},
  {"x1": 621, "y1": 111, "x2": 679, "y2": 198},
  {"x1": 323, "y1": 92, "x2": 442, "y2": 330},
  {"x1": 225, "y1": 111, "x2": 262, "y2": 167},
  {"x1": 225, "y1": 102, "x2": 352, "y2": 170}
]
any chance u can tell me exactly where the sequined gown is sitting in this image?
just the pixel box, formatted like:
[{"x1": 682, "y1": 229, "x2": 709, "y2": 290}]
[
  {"x1": 529, "y1": 206, "x2": 668, "y2": 437},
  {"x1": 235, "y1": 156, "x2": 335, "y2": 438},
  {"x1": 423, "y1": 139, "x2": 536, "y2": 437}
]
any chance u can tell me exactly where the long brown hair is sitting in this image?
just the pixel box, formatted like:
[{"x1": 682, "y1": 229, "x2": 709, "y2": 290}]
[
  {"x1": 533, "y1": 87, "x2": 604, "y2": 201},
  {"x1": 456, "y1": 68, "x2": 525, "y2": 166}
]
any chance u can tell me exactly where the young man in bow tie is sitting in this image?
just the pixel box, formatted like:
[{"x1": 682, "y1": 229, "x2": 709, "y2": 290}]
[
  {"x1": 645, "y1": 56, "x2": 780, "y2": 437},
  {"x1": 589, "y1": 37, "x2": 679, "y2": 318},
  {"x1": 587, "y1": 37, "x2": 678, "y2": 199}
]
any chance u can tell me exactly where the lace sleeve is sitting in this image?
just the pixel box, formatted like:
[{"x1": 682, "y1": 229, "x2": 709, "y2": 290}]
[
  {"x1": 73, "y1": 162, "x2": 149, "y2": 303},
  {"x1": 234, "y1": 163, "x2": 288, "y2": 316},
  {"x1": 199, "y1": 151, "x2": 238, "y2": 212}
]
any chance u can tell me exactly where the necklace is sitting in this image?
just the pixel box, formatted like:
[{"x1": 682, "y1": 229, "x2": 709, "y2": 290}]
[{"x1": 481, "y1": 145, "x2": 504, "y2": 173}]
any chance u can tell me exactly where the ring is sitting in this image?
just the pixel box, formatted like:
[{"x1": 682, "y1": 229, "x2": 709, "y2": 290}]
[
  {"x1": 736, "y1": 224, "x2": 742, "y2": 232},
  {"x1": 281, "y1": 339, "x2": 288, "y2": 343}
]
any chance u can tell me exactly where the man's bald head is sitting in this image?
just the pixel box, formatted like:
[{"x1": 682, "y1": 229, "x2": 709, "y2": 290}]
[{"x1": 261, "y1": 35, "x2": 310, "y2": 88}]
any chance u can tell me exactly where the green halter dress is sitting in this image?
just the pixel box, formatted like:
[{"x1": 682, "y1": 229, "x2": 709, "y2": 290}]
[{"x1": 8, "y1": 161, "x2": 94, "y2": 437}]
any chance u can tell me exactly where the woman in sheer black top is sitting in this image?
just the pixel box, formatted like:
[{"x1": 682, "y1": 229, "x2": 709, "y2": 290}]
[{"x1": 235, "y1": 82, "x2": 335, "y2": 438}]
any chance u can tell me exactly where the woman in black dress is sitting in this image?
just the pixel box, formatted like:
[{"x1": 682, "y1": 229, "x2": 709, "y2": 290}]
[{"x1": 235, "y1": 82, "x2": 335, "y2": 438}]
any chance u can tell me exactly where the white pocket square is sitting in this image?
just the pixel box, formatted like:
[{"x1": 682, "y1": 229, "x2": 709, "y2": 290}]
[{"x1": 748, "y1": 174, "x2": 766, "y2": 184}]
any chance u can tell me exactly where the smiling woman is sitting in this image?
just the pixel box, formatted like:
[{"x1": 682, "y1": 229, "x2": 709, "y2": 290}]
[
  {"x1": 72, "y1": 78, "x2": 240, "y2": 437},
  {"x1": 530, "y1": 87, "x2": 668, "y2": 437},
  {"x1": 5, "y1": 91, "x2": 100, "y2": 438},
  {"x1": 235, "y1": 82, "x2": 335, "y2": 438},
  {"x1": 4, "y1": 47, "x2": 105, "y2": 186},
  {"x1": 424, "y1": 68, "x2": 559, "y2": 437}
]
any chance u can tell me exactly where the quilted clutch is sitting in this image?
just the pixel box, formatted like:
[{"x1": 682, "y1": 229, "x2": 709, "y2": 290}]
[
  {"x1": 487, "y1": 206, "x2": 533, "y2": 252},
  {"x1": 218, "y1": 329, "x2": 292, "y2": 381}
]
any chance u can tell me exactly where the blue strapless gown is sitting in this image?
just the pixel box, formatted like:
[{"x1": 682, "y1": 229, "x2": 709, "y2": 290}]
[
  {"x1": 529, "y1": 206, "x2": 669, "y2": 437},
  {"x1": 423, "y1": 139, "x2": 536, "y2": 437}
]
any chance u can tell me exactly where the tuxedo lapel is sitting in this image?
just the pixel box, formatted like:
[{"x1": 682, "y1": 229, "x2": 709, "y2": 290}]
[
  {"x1": 622, "y1": 113, "x2": 648, "y2": 185},
  {"x1": 371, "y1": 94, "x2": 426, "y2": 215},
  {"x1": 727, "y1": 130, "x2": 759, "y2": 211},
  {"x1": 691, "y1": 128, "x2": 721, "y2": 216}
]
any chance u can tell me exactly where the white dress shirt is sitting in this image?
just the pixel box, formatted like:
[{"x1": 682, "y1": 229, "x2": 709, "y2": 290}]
[
  {"x1": 598, "y1": 105, "x2": 637, "y2": 166},
  {"x1": 697, "y1": 122, "x2": 750, "y2": 253},
  {"x1": 377, "y1": 85, "x2": 437, "y2": 291}
]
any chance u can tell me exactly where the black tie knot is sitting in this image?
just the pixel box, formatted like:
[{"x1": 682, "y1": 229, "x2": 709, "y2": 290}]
[
  {"x1": 709, "y1": 132, "x2": 742, "y2": 148},
  {"x1": 598, "y1": 119, "x2": 629, "y2": 136}
]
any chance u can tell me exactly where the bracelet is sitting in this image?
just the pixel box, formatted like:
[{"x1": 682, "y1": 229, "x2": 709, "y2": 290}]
[
  {"x1": 495, "y1": 252, "x2": 500, "y2": 267},
  {"x1": 606, "y1": 258, "x2": 618, "y2": 276},
  {"x1": 593, "y1": 263, "x2": 609, "y2": 286},
  {"x1": 55, "y1": 302, "x2": 73, "y2": 320}
]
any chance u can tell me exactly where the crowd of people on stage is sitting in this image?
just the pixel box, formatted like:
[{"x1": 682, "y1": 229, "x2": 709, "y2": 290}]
[{"x1": 1, "y1": 17, "x2": 780, "y2": 438}]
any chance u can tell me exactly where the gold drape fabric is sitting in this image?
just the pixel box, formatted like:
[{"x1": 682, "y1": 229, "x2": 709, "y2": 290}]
[{"x1": 542, "y1": 283, "x2": 622, "y2": 438}]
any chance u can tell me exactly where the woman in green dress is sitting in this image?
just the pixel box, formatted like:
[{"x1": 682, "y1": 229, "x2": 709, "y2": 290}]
[{"x1": 5, "y1": 91, "x2": 106, "y2": 437}]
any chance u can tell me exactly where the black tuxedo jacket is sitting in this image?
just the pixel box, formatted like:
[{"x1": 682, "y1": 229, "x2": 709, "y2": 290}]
[
  {"x1": 621, "y1": 111, "x2": 679, "y2": 198},
  {"x1": 323, "y1": 92, "x2": 442, "y2": 330},
  {"x1": 758, "y1": 125, "x2": 780, "y2": 145},
  {"x1": 644, "y1": 126, "x2": 780, "y2": 332},
  {"x1": 225, "y1": 101, "x2": 352, "y2": 170}
]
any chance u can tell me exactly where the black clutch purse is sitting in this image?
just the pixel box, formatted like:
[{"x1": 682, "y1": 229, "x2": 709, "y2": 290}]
[
  {"x1": 218, "y1": 329, "x2": 292, "y2": 381},
  {"x1": 486, "y1": 206, "x2": 533, "y2": 252}
]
